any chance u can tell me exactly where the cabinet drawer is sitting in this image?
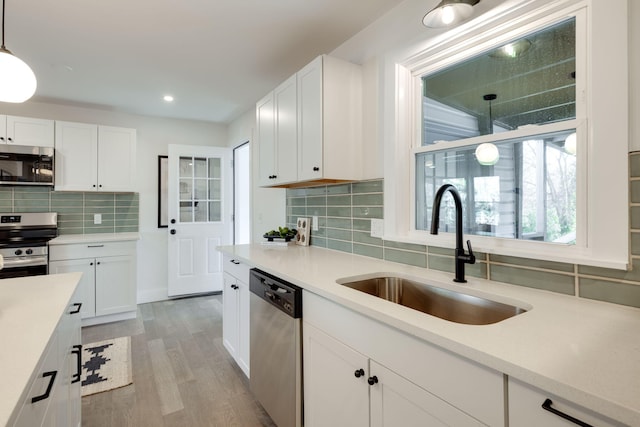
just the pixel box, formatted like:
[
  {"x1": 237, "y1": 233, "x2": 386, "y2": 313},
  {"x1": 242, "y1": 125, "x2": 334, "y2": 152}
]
[
  {"x1": 509, "y1": 378, "x2": 624, "y2": 427},
  {"x1": 50, "y1": 241, "x2": 136, "y2": 261},
  {"x1": 222, "y1": 255, "x2": 250, "y2": 284}
]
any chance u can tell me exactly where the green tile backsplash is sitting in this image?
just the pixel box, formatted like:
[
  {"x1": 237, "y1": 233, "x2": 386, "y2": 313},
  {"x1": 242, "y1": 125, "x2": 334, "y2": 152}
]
[
  {"x1": 286, "y1": 152, "x2": 640, "y2": 309},
  {"x1": 0, "y1": 187, "x2": 139, "y2": 235}
]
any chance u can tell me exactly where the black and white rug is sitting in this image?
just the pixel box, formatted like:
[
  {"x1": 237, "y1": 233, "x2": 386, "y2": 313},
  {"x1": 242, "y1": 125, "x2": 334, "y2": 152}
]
[{"x1": 81, "y1": 336, "x2": 133, "y2": 397}]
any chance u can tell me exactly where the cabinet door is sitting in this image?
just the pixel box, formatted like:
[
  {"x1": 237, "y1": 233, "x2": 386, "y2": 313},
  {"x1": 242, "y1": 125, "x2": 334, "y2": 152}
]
[
  {"x1": 236, "y1": 279, "x2": 250, "y2": 377},
  {"x1": 303, "y1": 323, "x2": 369, "y2": 427},
  {"x1": 97, "y1": 125, "x2": 137, "y2": 192},
  {"x1": 54, "y1": 121, "x2": 99, "y2": 191},
  {"x1": 95, "y1": 255, "x2": 137, "y2": 316},
  {"x1": 257, "y1": 92, "x2": 276, "y2": 187},
  {"x1": 0, "y1": 115, "x2": 5, "y2": 142},
  {"x1": 222, "y1": 273, "x2": 239, "y2": 359},
  {"x1": 273, "y1": 74, "x2": 298, "y2": 185},
  {"x1": 6, "y1": 116, "x2": 54, "y2": 147},
  {"x1": 13, "y1": 333, "x2": 60, "y2": 427},
  {"x1": 297, "y1": 56, "x2": 324, "y2": 181},
  {"x1": 49, "y1": 259, "x2": 96, "y2": 319},
  {"x1": 370, "y1": 360, "x2": 485, "y2": 427},
  {"x1": 509, "y1": 378, "x2": 623, "y2": 427}
]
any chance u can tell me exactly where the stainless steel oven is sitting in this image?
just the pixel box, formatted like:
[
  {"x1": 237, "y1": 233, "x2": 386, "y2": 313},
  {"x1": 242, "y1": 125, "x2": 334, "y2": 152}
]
[{"x1": 0, "y1": 212, "x2": 58, "y2": 279}]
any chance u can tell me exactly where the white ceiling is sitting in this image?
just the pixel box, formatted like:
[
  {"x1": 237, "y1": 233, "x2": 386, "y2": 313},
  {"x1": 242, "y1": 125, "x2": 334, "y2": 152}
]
[{"x1": 7, "y1": 0, "x2": 406, "y2": 124}]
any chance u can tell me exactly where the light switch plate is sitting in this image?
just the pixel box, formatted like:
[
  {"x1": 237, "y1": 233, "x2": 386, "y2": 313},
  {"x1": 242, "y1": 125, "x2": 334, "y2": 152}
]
[
  {"x1": 370, "y1": 218, "x2": 384, "y2": 238},
  {"x1": 94, "y1": 213, "x2": 102, "y2": 225}
]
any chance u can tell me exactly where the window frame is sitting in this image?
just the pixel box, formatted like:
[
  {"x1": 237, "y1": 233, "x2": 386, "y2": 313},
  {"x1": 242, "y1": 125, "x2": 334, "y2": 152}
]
[{"x1": 383, "y1": 0, "x2": 629, "y2": 270}]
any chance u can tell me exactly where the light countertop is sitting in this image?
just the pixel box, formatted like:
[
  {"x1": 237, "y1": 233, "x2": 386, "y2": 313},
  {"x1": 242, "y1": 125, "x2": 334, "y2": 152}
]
[
  {"x1": 49, "y1": 232, "x2": 140, "y2": 245},
  {"x1": 220, "y1": 244, "x2": 640, "y2": 426},
  {"x1": 0, "y1": 272, "x2": 82, "y2": 426}
]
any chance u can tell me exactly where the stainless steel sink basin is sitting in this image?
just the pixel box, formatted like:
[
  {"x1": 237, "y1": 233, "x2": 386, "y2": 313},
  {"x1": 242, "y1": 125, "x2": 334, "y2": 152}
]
[{"x1": 338, "y1": 275, "x2": 527, "y2": 325}]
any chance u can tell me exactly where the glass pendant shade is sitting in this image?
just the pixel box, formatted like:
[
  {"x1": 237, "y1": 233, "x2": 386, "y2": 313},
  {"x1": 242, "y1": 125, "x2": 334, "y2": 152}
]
[
  {"x1": 422, "y1": 0, "x2": 479, "y2": 28},
  {"x1": 475, "y1": 143, "x2": 499, "y2": 166},
  {"x1": 0, "y1": 48, "x2": 36, "y2": 102}
]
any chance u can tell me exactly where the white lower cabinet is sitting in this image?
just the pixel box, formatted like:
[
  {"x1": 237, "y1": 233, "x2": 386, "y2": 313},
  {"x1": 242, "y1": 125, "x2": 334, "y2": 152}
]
[
  {"x1": 13, "y1": 291, "x2": 82, "y2": 427},
  {"x1": 304, "y1": 323, "x2": 485, "y2": 427},
  {"x1": 303, "y1": 291, "x2": 504, "y2": 427},
  {"x1": 222, "y1": 256, "x2": 250, "y2": 377},
  {"x1": 508, "y1": 378, "x2": 625, "y2": 427},
  {"x1": 49, "y1": 240, "x2": 137, "y2": 324}
]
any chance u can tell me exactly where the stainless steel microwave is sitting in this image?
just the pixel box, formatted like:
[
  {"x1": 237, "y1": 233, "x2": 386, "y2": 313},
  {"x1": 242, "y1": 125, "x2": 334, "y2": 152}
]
[{"x1": 0, "y1": 144, "x2": 54, "y2": 186}]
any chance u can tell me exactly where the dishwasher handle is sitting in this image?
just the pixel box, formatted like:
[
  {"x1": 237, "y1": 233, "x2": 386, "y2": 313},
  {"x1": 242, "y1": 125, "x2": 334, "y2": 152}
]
[{"x1": 249, "y1": 268, "x2": 302, "y2": 318}]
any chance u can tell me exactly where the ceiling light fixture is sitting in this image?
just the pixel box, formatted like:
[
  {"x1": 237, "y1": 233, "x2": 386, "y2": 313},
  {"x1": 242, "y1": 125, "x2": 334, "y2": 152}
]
[
  {"x1": 422, "y1": 0, "x2": 480, "y2": 29},
  {"x1": 0, "y1": 0, "x2": 36, "y2": 103},
  {"x1": 564, "y1": 132, "x2": 577, "y2": 155},
  {"x1": 163, "y1": 95, "x2": 174, "y2": 102},
  {"x1": 475, "y1": 93, "x2": 499, "y2": 166}
]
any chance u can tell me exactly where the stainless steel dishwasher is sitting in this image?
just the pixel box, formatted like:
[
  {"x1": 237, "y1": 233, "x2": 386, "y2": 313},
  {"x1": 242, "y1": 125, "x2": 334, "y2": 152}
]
[{"x1": 249, "y1": 268, "x2": 302, "y2": 427}]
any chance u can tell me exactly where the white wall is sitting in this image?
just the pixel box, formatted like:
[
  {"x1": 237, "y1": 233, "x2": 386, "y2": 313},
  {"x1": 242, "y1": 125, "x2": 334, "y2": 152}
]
[
  {"x1": 227, "y1": 106, "x2": 286, "y2": 244},
  {"x1": 0, "y1": 101, "x2": 227, "y2": 303}
]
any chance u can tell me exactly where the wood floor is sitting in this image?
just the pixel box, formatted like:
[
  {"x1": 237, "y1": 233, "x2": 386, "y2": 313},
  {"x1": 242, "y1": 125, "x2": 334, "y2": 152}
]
[{"x1": 81, "y1": 294, "x2": 276, "y2": 427}]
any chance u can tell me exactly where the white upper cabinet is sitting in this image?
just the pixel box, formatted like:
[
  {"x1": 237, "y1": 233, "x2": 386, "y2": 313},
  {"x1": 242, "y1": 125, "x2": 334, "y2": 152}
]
[
  {"x1": 257, "y1": 54, "x2": 363, "y2": 187},
  {"x1": 297, "y1": 55, "x2": 362, "y2": 183},
  {"x1": 55, "y1": 121, "x2": 136, "y2": 192},
  {"x1": 258, "y1": 74, "x2": 298, "y2": 186},
  {"x1": 0, "y1": 115, "x2": 54, "y2": 147}
]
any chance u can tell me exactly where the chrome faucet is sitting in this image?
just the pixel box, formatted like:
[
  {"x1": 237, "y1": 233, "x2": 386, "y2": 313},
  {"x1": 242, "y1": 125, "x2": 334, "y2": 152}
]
[{"x1": 430, "y1": 184, "x2": 476, "y2": 283}]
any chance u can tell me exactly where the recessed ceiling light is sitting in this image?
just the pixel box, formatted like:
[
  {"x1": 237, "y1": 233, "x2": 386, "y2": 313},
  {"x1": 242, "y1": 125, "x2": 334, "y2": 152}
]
[{"x1": 163, "y1": 95, "x2": 174, "y2": 102}]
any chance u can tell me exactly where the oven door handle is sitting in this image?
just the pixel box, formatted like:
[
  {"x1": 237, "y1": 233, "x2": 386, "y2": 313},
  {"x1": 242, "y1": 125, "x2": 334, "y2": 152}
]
[{"x1": 2, "y1": 255, "x2": 48, "y2": 268}]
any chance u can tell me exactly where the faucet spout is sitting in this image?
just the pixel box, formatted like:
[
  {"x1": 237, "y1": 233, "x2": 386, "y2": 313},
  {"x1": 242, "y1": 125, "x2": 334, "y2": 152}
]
[{"x1": 430, "y1": 184, "x2": 476, "y2": 283}]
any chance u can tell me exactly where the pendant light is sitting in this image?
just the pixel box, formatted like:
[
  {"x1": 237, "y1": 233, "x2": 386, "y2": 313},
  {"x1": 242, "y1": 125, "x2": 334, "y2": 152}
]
[
  {"x1": 0, "y1": 0, "x2": 36, "y2": 103},
  {"x1": 423, "y1": 0, "x2": 480, "y2": 29},
  {"x1": 475, "y1": 93, "x2": 499, "y2": 166}
]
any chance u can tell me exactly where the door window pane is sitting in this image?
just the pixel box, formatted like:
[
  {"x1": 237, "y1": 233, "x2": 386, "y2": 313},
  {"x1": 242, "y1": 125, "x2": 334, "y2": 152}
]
[{"x1": 177, "y1": 155, "x2": 224, "y2": 224}]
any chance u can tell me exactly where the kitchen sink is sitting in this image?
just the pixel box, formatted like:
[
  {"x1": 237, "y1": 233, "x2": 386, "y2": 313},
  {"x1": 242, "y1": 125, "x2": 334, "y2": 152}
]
[{"x1": 337, "y1": 275, "x2": 527, "y2": 325}]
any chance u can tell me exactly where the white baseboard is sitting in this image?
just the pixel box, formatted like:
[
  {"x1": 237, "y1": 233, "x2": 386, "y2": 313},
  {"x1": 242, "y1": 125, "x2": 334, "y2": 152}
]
[
  {"x1": 137, "y1": 287, "x2": 169, "y2": 304},
  {"x1": 82, "y1": 311, "x2": 137, "y2": 327}
]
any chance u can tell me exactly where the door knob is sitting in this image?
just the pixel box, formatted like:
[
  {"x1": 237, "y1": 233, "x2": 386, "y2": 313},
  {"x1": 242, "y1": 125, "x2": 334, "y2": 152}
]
[{"x1": 170, "y1": 229, "x2": 176, "y2": 235}]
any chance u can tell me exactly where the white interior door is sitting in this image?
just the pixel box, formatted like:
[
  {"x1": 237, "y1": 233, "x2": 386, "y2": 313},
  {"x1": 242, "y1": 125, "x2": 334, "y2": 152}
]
[{"x1": 167, "y1": 144, "x2": 232, "y2": 297}]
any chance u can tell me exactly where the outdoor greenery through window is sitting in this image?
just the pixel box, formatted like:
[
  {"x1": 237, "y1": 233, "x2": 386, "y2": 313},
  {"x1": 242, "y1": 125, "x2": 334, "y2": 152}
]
[{"x1": 416, "y1": 17, "x2": 578, "y2": 244}]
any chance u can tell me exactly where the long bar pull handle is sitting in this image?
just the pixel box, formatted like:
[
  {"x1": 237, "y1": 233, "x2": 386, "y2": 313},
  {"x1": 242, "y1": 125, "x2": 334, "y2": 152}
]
[
  {"x1": 87, "y1": 244, "x2": 104, "y2": 248},
  {"x1": 71, "y1": 345, "x2": 82, "y2": 384},
  {"x1": 31, "y1": 371, "x2": 57, "y2": 403},
  {"x1": 541, "y1": 399, "x2": 593, "y2": 427}
]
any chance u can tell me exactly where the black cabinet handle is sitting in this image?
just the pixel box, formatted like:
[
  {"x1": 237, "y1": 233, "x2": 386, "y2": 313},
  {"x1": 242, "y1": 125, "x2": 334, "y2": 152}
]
[
  {"x1": 171, "y1": 219, "x2": 176, "y2": 224},
  {"x1": 32, "y1": 371, "x2": 57, "y2": 403},
  {"x1": 354, "y1": 368, "x2": 364, "y2": 378},
  {"x1": 7, "y1": 137, "x2": 12, "y2": 142},
  {"x1": 230, "y1": 259, "x2": 240, "y2": 265},
  {"x1": 541, "y1": 399, "x2": 593, "y2": 427},
  {"x1": 92, "y1": 184, "x2": 96, "y2": 188},
  {"x1": 170, "y1": 229, "x2": 176, "y2": 235},
  {"x1": 231, "y1": 284, "x2": 239, "y2": 290},
  {"x1": 69, "y1": 302, "x2": 82, "y2": 314},
  {"x1": 313, "y1": 167, "x2": 320, "y2": 171},
  {"x1": 0, "y1": 137, "x2": 4, "y2": 141},
  {"x1": 367, "y1": 376, "x2": 378, "y2": 386},
  {"x1": 71, "y1": 345, "x2": 82, "y2": 384}
]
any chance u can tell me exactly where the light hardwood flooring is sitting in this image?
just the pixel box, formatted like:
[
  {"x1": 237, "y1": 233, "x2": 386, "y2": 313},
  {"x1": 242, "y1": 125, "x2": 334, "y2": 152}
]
[{"x1": 81, "y1": 294, "x2": 276, "y2": 427}]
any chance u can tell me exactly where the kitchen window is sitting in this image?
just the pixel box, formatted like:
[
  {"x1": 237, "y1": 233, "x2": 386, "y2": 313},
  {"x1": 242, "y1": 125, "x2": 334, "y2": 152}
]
[
  {"x1": 415, "y1": 17, "x2": 578, "y2": 243},
  {"x1": 384, "y1": 0, "x2": 629, "y2": 269}
]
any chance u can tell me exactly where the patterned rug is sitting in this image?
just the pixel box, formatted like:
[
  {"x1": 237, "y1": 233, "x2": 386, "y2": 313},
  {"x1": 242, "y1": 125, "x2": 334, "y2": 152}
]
[{"x1": 81, "y1": 336, "x2": 133, "y2": 397}]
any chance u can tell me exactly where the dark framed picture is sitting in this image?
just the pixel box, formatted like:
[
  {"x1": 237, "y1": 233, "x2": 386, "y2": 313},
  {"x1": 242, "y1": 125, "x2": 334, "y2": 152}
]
[{"x1": 158, "y1": 155, "x2": 168, "y2": 228}]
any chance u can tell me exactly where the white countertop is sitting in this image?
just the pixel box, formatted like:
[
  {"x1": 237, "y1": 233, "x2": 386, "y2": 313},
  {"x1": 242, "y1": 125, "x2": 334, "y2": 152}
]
[
  {"x1": 0, "y1": 273, "x2": 82, "y2": 426},
  {"x1": 49, "y1": 232, "x2": 140, "y2": 245},
  {"x1": 220, "y1": 244, "x2": 640, "y2": 426}
]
